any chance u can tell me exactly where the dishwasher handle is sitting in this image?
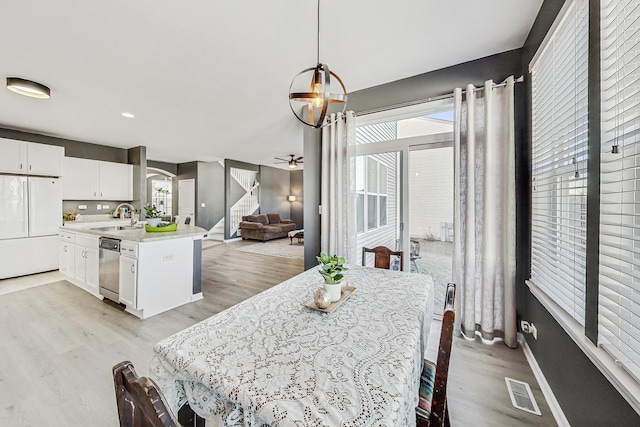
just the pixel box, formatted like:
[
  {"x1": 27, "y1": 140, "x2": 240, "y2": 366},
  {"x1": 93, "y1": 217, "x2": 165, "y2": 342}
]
[{"x1": 99, "y1": 237, "x2": 121, "y2": 251}]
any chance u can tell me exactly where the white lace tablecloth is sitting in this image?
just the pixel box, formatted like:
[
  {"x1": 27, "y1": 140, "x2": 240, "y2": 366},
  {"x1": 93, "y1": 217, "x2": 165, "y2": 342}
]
[{"x1": 150, "y1": 266, "x2": 434, "y2": 426}]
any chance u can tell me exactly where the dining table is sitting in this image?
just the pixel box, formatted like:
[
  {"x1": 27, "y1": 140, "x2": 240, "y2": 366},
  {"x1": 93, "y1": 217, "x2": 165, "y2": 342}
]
[{"x1": 150, "y1": 265, "x2": 435, "y2": 426}]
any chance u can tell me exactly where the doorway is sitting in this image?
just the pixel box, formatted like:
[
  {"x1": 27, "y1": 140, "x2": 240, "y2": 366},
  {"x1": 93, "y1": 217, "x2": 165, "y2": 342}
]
[{"x1": 178, "y1": 179, "x2": 195, "y2": 224}]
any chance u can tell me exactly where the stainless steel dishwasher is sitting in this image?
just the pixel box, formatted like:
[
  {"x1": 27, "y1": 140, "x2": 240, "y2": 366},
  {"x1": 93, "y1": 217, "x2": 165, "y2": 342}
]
[{"x1": 99, "y1": 237, "x2": 121, "y2": 302}]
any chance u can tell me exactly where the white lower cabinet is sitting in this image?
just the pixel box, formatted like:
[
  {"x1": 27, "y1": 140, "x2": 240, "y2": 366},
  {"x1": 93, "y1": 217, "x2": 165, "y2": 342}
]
[
  {"x1": 59, "y1": 232, "x2": 75, "y2": 278},
  {"x1": 73, "y1": 234, "x2": 100, "y2": 295},
  {"x1": 119, "y1": 241, "x2": 138, "y2": 309}
]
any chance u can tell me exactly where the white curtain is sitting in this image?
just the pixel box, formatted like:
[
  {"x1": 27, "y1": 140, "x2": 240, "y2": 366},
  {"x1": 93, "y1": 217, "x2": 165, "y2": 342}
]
[
  {"x1": 453, "y1": 77, "x2": 517, "y2": 348},
  {"x1": 320, "y1": 111, "x2": 357, "y2": 264}
]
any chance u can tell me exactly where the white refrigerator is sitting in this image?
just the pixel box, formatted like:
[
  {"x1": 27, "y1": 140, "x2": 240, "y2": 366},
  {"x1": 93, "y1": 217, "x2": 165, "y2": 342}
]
[{"x1": 0, "y1": 175, "x2": 62, "y2": 278}]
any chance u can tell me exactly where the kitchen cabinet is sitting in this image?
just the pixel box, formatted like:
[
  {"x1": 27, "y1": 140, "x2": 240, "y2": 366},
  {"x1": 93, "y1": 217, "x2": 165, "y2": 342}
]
[
  {"x1": 73, "y1": 234, "x2": 99, "y2": 295},
  {"x1": 119, "y1": 241, "x2": 138, "y2": 308},
  {"x1": 0, "y1": 138, "x2": 64, "y2": 176},
  {"x1": 62, "y1": 157, "x2": 133, "y2": 201},
  {"x1": 59, "y1": 232, "x2": 76, "y2": 278}
]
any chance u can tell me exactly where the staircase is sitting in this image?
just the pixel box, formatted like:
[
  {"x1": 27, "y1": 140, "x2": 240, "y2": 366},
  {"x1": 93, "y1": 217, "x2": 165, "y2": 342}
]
[{"x1": 207, "y1": 166, "x2": 260, "y2": 239}]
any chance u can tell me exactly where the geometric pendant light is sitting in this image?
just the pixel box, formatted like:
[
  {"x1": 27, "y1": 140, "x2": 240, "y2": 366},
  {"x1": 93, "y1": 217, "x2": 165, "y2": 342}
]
[
  {"x1": 6, "y1": 77, "x2": 51, "y2": 99},
  {"x1": 288, "y1": 0, "x2": 347, "y2": 128}
]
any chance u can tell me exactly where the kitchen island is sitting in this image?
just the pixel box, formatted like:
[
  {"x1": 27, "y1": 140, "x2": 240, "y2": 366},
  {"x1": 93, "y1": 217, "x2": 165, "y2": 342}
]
[{"x1": 59, "y1": 219, "x2": 208, "y2": 319}]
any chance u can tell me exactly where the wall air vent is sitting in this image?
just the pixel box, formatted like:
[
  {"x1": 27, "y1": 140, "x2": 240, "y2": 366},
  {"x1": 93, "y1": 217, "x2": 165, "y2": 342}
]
[{"x1": 505, "y1": 377, "x2": 542, "y2": 415}]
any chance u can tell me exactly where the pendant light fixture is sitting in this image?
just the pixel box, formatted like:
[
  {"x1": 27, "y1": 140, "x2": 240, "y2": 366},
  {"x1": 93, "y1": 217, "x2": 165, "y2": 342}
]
[
  {"x1": 288, "y1": 0, "x2": 347, "y2": 128},
  {"x1": 6, "y1": 77, "x2": 51, "y2": 99}
]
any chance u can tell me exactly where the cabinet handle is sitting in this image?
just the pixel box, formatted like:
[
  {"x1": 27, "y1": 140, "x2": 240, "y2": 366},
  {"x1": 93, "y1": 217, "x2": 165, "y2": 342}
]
[
  {"x1": 131, "y1": 265, "x2": 135, "y2": 273},
  {"x1": 20, "y1": 163, "x2": 23, "y2": 170},
  {"x1": 29, "y1": 164, "x2": 32, "y2": 170}
]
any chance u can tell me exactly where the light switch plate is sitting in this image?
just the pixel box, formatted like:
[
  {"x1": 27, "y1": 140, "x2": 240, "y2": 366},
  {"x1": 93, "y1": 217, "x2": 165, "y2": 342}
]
[
  {"x1": 103, "y1": 204, "x2": 110, "y2": 209},
  {"x1": 201, "y1": 203, "x2": 205, "y2": 208}
]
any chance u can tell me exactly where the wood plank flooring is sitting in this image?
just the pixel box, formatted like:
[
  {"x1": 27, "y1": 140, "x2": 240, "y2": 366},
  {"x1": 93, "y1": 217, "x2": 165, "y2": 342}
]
[{"x1": 0, "y1": 240, "x2": 555, "y2": 426}]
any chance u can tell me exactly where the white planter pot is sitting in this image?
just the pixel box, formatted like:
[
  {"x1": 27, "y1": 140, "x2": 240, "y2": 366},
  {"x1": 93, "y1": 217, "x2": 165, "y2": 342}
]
[
  {"x1": 147, "y1": 218, "x2": 161, "y2": 227},
  {"x1": 324, "y1": 282, "x2": 342, "y2": 302}
]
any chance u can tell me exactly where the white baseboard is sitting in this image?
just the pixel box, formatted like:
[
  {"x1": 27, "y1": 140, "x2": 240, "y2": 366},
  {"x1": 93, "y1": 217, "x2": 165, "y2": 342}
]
[
  {"x1": 223, "y1": 237, "x2": 242, "y2": 243},
  {"x1": 518, "y1": 333, "x2": 570, "y2": 427},
  {"x1": 191, "y1": 292, "x2": 203, "y2": 302}
]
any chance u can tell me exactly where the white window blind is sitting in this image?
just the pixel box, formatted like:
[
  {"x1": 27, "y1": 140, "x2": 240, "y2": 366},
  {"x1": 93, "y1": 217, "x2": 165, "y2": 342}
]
[
  {"x1": 599, "y1": 0, "x2": 640, "y2": 383},
  {"x1": 530, "y1": 0, "x2": 589, "y2": 324}
]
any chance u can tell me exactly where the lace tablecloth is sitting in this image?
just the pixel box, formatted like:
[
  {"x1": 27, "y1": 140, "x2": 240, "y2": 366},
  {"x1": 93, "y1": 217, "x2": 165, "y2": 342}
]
[{"x1": 150, "y1": 266, "x2": 434, "y2": 426}]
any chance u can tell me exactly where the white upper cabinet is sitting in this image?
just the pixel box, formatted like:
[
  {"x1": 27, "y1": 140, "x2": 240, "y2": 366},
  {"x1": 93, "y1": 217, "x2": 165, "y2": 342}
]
[
  {"x1": 0, "y1": 139, "x2": 63, "y2": 176},
  {"x1": 62, "y1": 156, "x2": 133, "y2": 201}
]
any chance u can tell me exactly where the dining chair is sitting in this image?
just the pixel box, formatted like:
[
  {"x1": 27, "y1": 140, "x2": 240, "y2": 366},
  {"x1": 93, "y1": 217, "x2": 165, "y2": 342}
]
[
  {"x1": 184, "y1": 216, "x2": 191, "y2": 225},
  {"x1": 416, "y1": 283, "x2": 456, "y2": 427},
  {"x1": 113, "y1": 360, "x2": 204, "y2": 427},
  {"x1": 361, "y1": 246, "x2": 404, "y2": 271}
]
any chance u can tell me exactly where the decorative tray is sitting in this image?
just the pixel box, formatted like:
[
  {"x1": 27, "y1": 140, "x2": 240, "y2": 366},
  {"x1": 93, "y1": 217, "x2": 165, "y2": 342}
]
[
  {"x1": 303, "y1": 286, "x2": 356, "y2": 313},
  {"x1": 145, "y1": 223, "x2": 178, "y2": 232}
]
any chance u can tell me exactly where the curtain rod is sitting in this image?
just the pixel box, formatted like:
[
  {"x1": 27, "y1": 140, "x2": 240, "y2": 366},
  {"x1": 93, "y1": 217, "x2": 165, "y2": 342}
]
[{"x1": 356, "y1": 75, "x2": 524, "y2": 117}]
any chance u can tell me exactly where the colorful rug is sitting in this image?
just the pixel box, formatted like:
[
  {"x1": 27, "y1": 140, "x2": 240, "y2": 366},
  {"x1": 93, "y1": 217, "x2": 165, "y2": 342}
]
[{"x1": 236, "y1": 238, "x2": 304, "y2": 260}]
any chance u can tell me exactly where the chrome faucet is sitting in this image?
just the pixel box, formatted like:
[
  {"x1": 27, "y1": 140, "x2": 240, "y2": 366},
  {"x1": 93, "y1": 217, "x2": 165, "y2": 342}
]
[{"x1": 114, "y1": 203, "x2": 137, "y2": 226}]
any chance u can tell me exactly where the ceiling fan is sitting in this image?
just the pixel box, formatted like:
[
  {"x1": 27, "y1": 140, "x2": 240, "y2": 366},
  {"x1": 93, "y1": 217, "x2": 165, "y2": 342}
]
[{"x1": 274, "y1": 154, "x2": 303, "y2": 169}]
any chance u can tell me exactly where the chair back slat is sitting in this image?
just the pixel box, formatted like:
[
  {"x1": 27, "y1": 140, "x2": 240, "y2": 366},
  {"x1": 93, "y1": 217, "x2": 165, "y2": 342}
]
[{"x1": 362, "y1": 246, "x2": 404, "y2": 271}]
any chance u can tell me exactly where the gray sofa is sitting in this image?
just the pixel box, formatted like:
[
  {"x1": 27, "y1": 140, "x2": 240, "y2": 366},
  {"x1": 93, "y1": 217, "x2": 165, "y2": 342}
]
[{"x1": 239, "y1": 213, "x2": 296, "y2": 241}]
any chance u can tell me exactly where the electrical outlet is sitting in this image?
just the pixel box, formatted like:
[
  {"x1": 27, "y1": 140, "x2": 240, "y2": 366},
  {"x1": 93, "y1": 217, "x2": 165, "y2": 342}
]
[
  {"x1": 96, "y1": 204, "x2": 102, "y2": 210},
  {"x1": 163, "y1": 254, "x2": 174, "y2": 261},
  {"x1": 78, "y1": 205, "x2": 87, "y2": 210},
  {"x1": 103, "y1": 204, "x2": 110, "y2": 209},
  {"x1": 520, "y1": 320, "x2": 531, "y2": 333},
  {"x1": 530, "y1": 323, "x2": 538, "y2": 340}
]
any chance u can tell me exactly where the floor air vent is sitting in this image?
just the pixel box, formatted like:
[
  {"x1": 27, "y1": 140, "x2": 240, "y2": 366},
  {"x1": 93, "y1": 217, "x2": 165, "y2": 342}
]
[{"x1": 505, "y1": 377, "x2": 542, "y2": 415}]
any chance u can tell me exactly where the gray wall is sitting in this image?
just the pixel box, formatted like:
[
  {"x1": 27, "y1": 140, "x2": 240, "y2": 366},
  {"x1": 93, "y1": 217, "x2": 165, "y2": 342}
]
[
  {"x1": 196, "y1": 161, "x2": 225, "y2": 231},
  {"x1": 0, "y1": 128, "x2": 129, "y2": 163},
  {"x1": 259, "y1": 166, "x2": 291, "y2": 220},
  {"x1": 176, "y1": 162, "x2": 197, "y2": 223},
  {"x1": 517, "y1": 0, "x2": 639, "y2": 424},
  {"x1": 290, "y1": 169, "x2": 303, "y2": 229}
]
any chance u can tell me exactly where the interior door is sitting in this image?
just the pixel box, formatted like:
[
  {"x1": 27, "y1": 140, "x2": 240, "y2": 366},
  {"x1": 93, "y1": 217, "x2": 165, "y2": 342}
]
[{"x1": 178, "y1": 179, "x2": 195, "y2": 224}]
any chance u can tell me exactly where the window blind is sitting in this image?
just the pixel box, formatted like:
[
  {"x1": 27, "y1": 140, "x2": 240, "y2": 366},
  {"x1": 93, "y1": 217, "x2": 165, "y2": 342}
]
[
  {"x1": 599, "y1": 0, "x2": 640, "y2": 383},
  {"x1": 530, "y1": 0, "x2": 589, "y2": 325}
]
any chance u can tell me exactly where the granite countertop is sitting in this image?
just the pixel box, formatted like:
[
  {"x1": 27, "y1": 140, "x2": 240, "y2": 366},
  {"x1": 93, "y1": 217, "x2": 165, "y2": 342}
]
[{"x1": 60, "y1": 219, "x2": 208, "y2": 243}]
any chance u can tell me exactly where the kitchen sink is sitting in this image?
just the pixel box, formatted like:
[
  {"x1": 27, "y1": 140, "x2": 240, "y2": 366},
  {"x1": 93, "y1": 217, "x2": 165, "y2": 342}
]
[{"x1": 90, "y1": 225, "x2": 144, "y2": 231}]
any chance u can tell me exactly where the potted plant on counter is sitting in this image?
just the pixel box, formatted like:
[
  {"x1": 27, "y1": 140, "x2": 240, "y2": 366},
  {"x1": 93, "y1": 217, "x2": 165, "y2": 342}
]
[
  {"x1": 316, "y1": 251, "x2": 348, "y2": 302},
  {"x1": 144, "y1": 204, "x2": 162, "y2": 227}
]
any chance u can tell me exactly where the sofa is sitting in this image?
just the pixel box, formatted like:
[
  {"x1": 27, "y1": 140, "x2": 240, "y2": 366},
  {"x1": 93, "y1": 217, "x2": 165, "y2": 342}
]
[{"x1": 239, "y1": 213, "x2": 297, "y2": 241}]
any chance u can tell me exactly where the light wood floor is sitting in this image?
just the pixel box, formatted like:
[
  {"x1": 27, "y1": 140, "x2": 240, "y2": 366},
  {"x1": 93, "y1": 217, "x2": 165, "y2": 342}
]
[{"x1": 0, "y1": 240, "x2": 555, "y2": 426}]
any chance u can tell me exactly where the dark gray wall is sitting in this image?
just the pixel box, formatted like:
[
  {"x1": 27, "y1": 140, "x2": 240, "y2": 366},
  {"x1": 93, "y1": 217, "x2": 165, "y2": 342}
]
[
  {"x1": 196, "y1": 161, "x2": 225, "y2": 231},
  {"x1": 290, "y1": 169, "x2": 304, "y2": 229},
  {"x1": 517, "y1": 0, "x2": 639, "y2": 424},
  {"x1": 0, "y1": 128, "x2": 129, "y2": 163},
  {"x1": 259, "y1": 166, "x2": 291, "y2": 220},
  {"x1": 148, "y1": 160, "x2": 178, "y2": 176},
  {"x1": 225, "y1": 159, "x2": 260, "y2": 239},
  {"x1": 303, "y1": 125, "x2": 322, "y2": 269},
  {"x1": 176, "y1": 162, "x2": 197, "y2": 223}
]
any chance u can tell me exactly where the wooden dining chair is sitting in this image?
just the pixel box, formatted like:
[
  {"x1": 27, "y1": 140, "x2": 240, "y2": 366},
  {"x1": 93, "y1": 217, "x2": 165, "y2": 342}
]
[
  {"x1": 113, "y1": 361, "x2": 204, "y2": 427},
  {"x1": 416, "y1": 283, "x2": 456, "y2": 427},
  {"x1": 361, "y1": 246, "x2": 404, "y2": 271}
]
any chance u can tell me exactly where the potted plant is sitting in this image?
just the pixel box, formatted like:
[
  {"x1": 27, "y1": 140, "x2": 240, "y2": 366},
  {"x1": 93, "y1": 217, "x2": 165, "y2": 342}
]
[
  {"x1": 144, "y1": 204, "x2": 162, "y2": 227},
  {"x1": 316, "y1": 251, "x2": 348, "y2": 302}
]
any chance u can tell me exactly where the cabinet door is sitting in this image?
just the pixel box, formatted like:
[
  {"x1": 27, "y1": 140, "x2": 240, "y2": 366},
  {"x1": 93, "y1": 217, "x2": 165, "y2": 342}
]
[
  {"x1": 74, "y1": 246, "x2": 87, "y2": 284},
  {"x1": 99, "y1": 162, "x2": 133, "y2": 201},
  {"x1": 84, "y1": 247, "x2": 100, "y2": 294},
  {"x1": 119, "y1": 256, "x2": 137, "y2": 308},
  {"x1": 59, "y1": 242, "x2": 75, "y2": 278},
  {"x1": 27, "y1": 143, "x2": 64, "y2": 176},
  {"x1": 62, "y1": 157, "x2": 100, "y2": 200},
  {"x1": 0, "y1": 138, "x2": 28, "y2": 174}
]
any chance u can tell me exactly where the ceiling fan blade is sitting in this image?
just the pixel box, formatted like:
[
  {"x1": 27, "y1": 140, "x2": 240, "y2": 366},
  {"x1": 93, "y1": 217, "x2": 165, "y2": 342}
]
[
  {"x1": 274, "y1": 157, "x2": 289, "y2": 162},
  {"x1": 294, "y1": 156, "x2": 303, "y2": 162},
  {"x1": 297, "y1": 160, "x2": 303, "y2": 164}
]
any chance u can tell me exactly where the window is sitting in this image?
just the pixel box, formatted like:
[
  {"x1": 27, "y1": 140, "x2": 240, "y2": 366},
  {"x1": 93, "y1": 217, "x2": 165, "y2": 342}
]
[
  {"x1": 355, "y1": 155, "x2": 389, "y2": 233},
  {"x1": 598, "y1": 0, "x2": 640, "y2": 382},
  {"x1": 529, "y1": 0, "x2": 589, "y2": 324}
]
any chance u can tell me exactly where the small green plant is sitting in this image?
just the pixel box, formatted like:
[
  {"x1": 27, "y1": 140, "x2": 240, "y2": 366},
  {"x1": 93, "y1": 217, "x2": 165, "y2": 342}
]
[
  {"x1": 143, "y1": 204, "x2": 162, "y2": 218},
  {"x1": 316, "y1": 251, "x2": 348, "y2": 284}
]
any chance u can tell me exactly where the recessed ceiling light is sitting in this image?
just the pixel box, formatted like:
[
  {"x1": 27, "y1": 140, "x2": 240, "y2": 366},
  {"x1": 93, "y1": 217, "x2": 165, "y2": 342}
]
[
  {"x1": 121, "y1": 112, "x2": 134, "y2": 118},
  {"x1": 6, "y1": 77, "x2": 51, "y2": 99}
]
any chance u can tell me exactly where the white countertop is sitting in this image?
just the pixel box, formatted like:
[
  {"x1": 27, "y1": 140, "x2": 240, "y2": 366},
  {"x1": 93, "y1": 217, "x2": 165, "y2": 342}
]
[{"x1": 60, "y1": 219, "x2": 208, "y2": 242}]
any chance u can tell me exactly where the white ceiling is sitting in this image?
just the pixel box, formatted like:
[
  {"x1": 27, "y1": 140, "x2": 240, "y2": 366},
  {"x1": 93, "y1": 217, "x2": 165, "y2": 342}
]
[{"x1": 0, "y1": 0, "x2": 542, "y2": 169}]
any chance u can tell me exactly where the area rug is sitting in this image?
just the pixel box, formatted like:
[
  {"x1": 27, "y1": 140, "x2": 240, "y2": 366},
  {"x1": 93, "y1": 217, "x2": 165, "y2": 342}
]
[{"x1": 236, "y1": 238, "x2": 304, "y2": 260}]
